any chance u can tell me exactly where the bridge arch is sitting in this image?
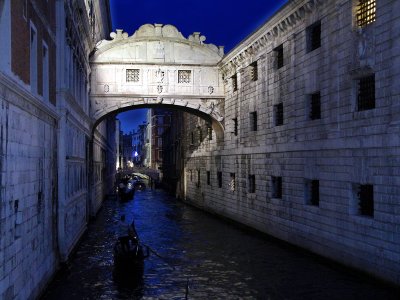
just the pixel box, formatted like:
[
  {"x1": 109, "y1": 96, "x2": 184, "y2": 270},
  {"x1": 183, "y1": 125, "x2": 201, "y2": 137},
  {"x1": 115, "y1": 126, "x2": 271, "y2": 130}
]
[{"x1": 90, "y1": 24, "x2": 226, "y2": 136}]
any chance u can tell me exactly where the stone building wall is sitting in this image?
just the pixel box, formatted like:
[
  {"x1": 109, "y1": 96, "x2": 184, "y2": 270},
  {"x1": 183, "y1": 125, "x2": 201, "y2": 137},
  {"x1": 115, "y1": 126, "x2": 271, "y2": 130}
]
[{"x1": 183, "y1": 0, "x2": 400, "y2": 284}]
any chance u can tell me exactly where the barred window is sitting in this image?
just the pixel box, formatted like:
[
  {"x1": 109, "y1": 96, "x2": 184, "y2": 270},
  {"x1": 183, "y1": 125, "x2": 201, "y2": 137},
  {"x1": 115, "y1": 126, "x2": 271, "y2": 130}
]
[
  {"x1": 230, "y1": 173, "x2": 236, "y2": 191},
  {"x1": 217, "y1": 171, "x2": 222, "y2": 188},
  {"x1": 126, "y1": 69, "x2": 140, "y2": 82},
  {"x1": 207, "y1": 126, "x2": 213, "y2": 140},
  {"x1": 232, "y1": 117, "x2": 238, "y2": 136},
  {"x1": 250, "y1": 61, "x2": 258, "y2": 81},
  {"x1": 274, "y1": 44, "x2": 284, "y2": 69},
  {"x1": 232, "y1": 74, "x2": 238, "y2": 92},
  {"x1": 250, "y1": 111, "x2": 257, "y2": 131},
  {"x1": 274, "y1": 103, "x2": 284, "y2": 126},
  {"x1": 356, "y1": 0, "x2": 376, "y2": 27},
  {"x1": 178, "y1": 70, "x2": 191, "y2": 83},
  {"x1": 305, "y1": 179, "x2": 320, "y2": 206},
  {"x1": 356, "y1": 184, "x2": 374, "y2": 217},
  {"x1": 309, "y1": 92, "x2": 321, "y2": 120},
  {"x1": 307, "y1": 21, "x2": 321, "y2": 52},
  {"x1": 248, "y1": 175, "x2": 255, "y2": 193},
  {"x1": 272, "y1": 176, "x2": 282, "y2": 199},
  {"x1": 357, "y1": 74, "x2": 375, "y2": 111}
]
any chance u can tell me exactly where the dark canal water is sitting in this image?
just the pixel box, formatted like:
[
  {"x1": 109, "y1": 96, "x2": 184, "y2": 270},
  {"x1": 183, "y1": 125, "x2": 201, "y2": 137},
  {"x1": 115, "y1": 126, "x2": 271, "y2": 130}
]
[{"x1": 41, "y1": 188, "x2": 399, "y2": 300}]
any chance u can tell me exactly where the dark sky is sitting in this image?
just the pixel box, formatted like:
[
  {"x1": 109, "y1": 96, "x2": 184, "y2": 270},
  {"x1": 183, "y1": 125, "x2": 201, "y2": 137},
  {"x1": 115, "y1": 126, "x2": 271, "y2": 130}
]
[{"x1": 110, "y1": 0, "x2": 288, "y2": 133}]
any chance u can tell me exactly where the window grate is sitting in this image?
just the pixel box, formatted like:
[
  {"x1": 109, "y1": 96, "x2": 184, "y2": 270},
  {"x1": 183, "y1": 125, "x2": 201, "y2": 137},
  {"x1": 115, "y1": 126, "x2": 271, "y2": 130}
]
[
  {"x1": 251, "y1": 61, "x2": 258, "y2": 81},
  {"x1": 275, "y1": 45, "x2": 284, "y2": 69},
  {"x1": 232, "y1": 74, "x2": 238, "y2": 91},
  {"x1": 178, "y1": 70, "x2": 191, "y2": 83},
  {"x1": 357, "y1": 74, "x2": 375, "y2": 111},
  {"x1": 310, "y1": 92, "x2": 321, "y2": 120},
  {"x1": 233, "y1": 118, "x2": 238, "y2": 136},
  {"x1": 126, "y1": 69, "x2": 140, "y2": 82},
  {"x1": 250, "y1": 111, "x2": 257, "y2": 131},
  {"x1": 307, "y1": 21, "x2": 321, "y2": 52},
  {"x1": 358, "y1": 184, "x2": 374, "y2": 216},
  {"x1": 272, "y1": 176, "x2": 282, "y2": 198},
  {"x1": 207, "y1": 126, "x2": 213, "y2": 140},
  {"x1": 274, "y1": 103, "x2": 284, "y2": 126},
  {"x1": 248, "y1": 175, "x2": 255, "y2": 193},
  {"x1": 217, "y1": 171, "x2": 222, "y2": 188},
  {"x1": 356, "y1": 0, "x2": 376, "y2": 27}
]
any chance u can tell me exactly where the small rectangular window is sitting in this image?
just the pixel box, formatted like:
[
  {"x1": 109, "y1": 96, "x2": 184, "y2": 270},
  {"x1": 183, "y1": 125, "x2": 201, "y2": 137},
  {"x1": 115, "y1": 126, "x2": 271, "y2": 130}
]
[
  {"x1": 307, "y1": 21, "x2": 321, "y2": 52},
  {"x1": 357, "y1": 74, "x2": 375, "y2": 111},
  {"x1": 232, "y1": 117, "x2": 238, "y2": 136},
  {"x1": 42, "y1": 42, "x2": 49, "y2": 101},
  {"x1": 305, "y1": 179, "x2": 319, "y2": 206},
  {"x1": 207, "y1": 126, "x2": 213, "y2": 140},
  {"x1": 197, "y1": 169, "x2": 201, "y2": 187},
  {"x1": 356, "y1": 184, "x2": 374, "y2": 217},
  {"x1": 230, "y1": 173, "x2": 236, "y2": 191},
  {"x1": 207, "y1": 171, "x2": 211, "y2": 185},
  {"x1": 30, "y1": 24, "x2": 38, "y2": 94},
  {"x1": 274, "y1": 103, "x2": 283, "y2": 126},
  {"x1": 250, "y1": 111, "x2": 257, "y2": 131},
  {"x1": 178, "y1": 70, "x2": 191, "y2": 83},
  {"x1": 356, "y1": 0, "x2": 376, "y2": 27},
  {"x1": 272, "y1": 176, "x2": 282, "y2": 199},
  {"x1": 126, "y1": 69, "x2": 140, "y2": 82},
  {"x1": 231, "y1": 74, "x2": 238, "y2": 92},
  {"x1": 274, "y1": 44, "x2": 284, "y2": 69},
  {"x1": 217, "y1": 171, "x2": 222, "y2": 188},
  {"x1": 309, "y1": 92, "x2": 321, "y2": 120},
  {"x1": 248, "y1": 174, "x2": 255, "y2": 193},
  {"x1": 250, "y1": 61, "x2": 258, "y2": 81}
]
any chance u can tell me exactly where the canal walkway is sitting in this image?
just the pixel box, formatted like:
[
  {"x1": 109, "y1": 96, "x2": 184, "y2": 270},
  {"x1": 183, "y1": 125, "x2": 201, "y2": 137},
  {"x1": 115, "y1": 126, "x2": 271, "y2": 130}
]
[{"x1": 41, "y1": 188, "x2": 399, "y2": 299}]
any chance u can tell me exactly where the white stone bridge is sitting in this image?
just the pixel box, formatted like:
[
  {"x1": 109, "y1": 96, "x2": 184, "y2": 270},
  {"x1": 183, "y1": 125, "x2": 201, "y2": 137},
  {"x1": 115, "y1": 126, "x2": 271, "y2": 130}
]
[{"x1": 90, "y1": 24, "x2": 226, "y2": 136}]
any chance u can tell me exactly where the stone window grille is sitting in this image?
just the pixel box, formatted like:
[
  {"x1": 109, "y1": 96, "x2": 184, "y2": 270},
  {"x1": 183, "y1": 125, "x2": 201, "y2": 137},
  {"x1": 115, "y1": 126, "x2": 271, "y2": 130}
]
[
  {"x1": 274, "y1": 44, "x2": 284, "y2": 69},
  {"x1": 250, "y1": 111, "x2": 257, "y2": 131},
  {"x1": 230, "y1": 173, "x2": 236, "y2": 191},
  {"x1": 307, "y1": 21, "x2": 321, "y2": 52},
  {"x1": 274, "y1": 103, "x2": 284, "y2": 126},
  {"x1": 232, "y1": 117, "x2": 238, "y2": 136},
  {"x1": 356, "y1": 184, "x2": 374, "y2": 217},
  {"x1": 207, "y1": 126, "x2": 213, "y2": 140},
  {"x1": 310, "y1": 92, "x2": 321, "y2": 120},
  {"x1": 217, "y1": 171, "x2": 222, "y2": 188},
  {"x1": 250, "y1": 61, "x2": 258, "y2": 81},
  {"x1": 357, "y1": 74, "x2": 375, "y2": 111},
  {"x1": 231, "y1": 74, "x2": 238, "y2": 91},
  {"x1": 207, "y1": 171, "x2": 211, "y2": 185},
  {"x1": 197, "y1": 170, "x2": 201, "y2": 187},
  {"x1": 305, "y1": 179, "x2": 320, "y2": 206},
  {"x1": 126, "y1": 69, "x2": 140, "y2": 82},
  {"x1": 178, "y1": 70, "x2": 191, "y2": 83},
  {"x1": 272, "y1": 176, "x2": 282, "y2": 199},
  {"x1": 356, "y1": 0, "x2": 376, "y2": 27},
  {"x1": 248, "y1": 175, "x2": 255, "y2": 193}
]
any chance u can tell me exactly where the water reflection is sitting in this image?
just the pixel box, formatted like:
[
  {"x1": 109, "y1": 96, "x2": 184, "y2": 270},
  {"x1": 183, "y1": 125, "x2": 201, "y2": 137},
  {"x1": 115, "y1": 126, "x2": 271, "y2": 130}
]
[{"x1": 42, "y1": 189, "x2": 399, "y2": 300}]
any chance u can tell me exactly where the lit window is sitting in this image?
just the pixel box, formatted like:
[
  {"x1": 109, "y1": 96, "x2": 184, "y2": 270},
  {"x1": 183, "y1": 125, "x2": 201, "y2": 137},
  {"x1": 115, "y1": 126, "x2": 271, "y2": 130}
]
[
  {"x1": 356, "y1": 0, "x2": 376, "y2": 27},
  {"x1": 126, "y1": 69, "x2": 140, "y2": 82},
  {"x1": 178, "y1": 70, "x2": 191, "y2": 83}
]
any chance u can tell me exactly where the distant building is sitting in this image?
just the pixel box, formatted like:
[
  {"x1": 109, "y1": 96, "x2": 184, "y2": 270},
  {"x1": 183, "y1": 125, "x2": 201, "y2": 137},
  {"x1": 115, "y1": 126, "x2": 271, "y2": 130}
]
[{"x1": 122, "y1": 132, "x2": 134, "y2": 168}]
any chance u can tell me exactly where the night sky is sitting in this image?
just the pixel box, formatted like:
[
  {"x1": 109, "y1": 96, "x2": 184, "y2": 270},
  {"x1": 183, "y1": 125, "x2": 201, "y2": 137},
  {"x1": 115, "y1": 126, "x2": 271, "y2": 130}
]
[{"x1": 110, "y1": 0, "x2": 288, "y2": 133}]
